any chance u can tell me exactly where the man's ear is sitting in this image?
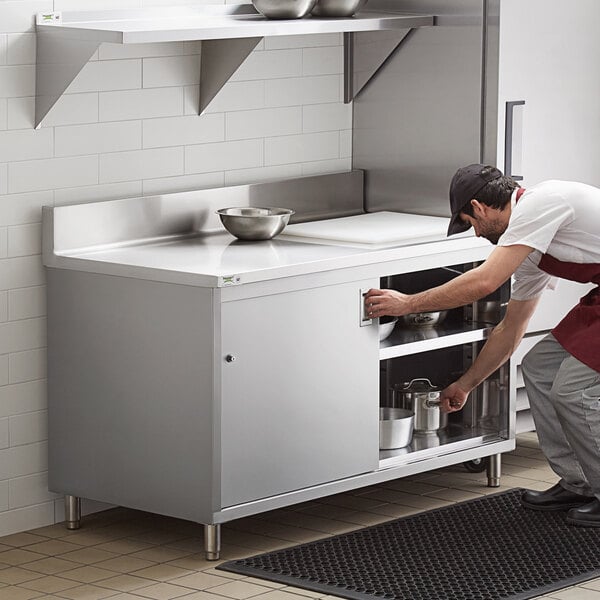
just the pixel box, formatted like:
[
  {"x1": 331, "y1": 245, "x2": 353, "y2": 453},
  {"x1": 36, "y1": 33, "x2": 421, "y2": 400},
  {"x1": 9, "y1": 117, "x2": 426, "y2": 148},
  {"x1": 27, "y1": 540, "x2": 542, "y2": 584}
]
[{"x1": 470, "y1": 199, "x2": 486, "y2": 217}]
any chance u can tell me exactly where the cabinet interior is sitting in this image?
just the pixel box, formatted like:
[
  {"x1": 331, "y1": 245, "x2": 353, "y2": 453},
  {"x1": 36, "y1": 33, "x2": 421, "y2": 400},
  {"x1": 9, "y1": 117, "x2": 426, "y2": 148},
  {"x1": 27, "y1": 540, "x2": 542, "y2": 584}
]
[{"x1": 378, "y1": 263, "x2": 510, "y2": 468}]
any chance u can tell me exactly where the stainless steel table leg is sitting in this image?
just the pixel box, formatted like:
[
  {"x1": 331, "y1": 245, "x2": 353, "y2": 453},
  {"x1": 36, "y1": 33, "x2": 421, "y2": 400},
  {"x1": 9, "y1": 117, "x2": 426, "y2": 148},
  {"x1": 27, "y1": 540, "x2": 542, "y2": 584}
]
[
  {"x1": 65, "y1": 495, "x2": 81, "y2": 530},
  {"x1": 204, "y1": 524, "x2": 221, "y2": 560},
  {"x1": 487, "y1": 453, "x2": 501, "y2": 487}
]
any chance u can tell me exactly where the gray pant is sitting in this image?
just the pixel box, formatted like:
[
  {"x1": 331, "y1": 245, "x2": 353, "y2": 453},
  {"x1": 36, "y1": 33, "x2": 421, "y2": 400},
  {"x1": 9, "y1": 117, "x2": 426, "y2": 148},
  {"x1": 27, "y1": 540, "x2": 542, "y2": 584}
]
[{"x1": 521, "y1": 333, "x2": 600, "y2": 500}]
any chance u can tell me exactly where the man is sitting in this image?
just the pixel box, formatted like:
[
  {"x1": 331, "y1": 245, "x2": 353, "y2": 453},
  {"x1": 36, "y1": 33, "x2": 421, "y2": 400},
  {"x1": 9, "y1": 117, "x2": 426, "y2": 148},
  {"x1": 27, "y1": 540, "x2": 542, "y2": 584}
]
[{"x1": 365, "y1": 164, "x2": 600, "y2": 527}]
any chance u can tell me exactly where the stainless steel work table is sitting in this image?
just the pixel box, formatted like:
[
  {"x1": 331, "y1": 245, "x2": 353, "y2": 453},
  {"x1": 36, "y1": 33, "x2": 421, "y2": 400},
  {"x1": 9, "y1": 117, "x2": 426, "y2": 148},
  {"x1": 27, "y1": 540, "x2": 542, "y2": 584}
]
[{"x1": 42, "y1": 177, "x2": 511, "y2": 562}]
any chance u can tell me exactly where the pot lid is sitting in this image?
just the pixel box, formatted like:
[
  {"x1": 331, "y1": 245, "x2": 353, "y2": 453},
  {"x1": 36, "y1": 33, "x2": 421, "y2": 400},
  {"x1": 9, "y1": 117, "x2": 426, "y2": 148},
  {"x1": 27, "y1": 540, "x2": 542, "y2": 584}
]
[{"x1": 401, "y1": 378, "x2": 442, "y2": 392}]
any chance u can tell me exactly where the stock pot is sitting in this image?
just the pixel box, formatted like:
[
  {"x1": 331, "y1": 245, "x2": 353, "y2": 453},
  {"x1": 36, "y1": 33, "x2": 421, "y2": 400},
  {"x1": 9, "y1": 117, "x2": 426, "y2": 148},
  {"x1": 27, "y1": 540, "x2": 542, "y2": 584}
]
[{"x1": 396, "y1": 378, "x2": 447, "y2": 433}]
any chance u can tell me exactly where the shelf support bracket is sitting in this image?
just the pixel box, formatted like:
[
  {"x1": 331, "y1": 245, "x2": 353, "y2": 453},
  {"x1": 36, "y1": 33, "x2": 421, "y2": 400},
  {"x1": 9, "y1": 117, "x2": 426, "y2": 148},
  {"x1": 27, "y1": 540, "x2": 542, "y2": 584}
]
[
  {"x1": 199, "y1": 37, "x2": 263, "y2": 115},
  {"x1": 35, "y1": 32, "x2": 101, "y2": 129},
  {"x1": 343, "y1": 28, "x2": 414, "y2": 104}
]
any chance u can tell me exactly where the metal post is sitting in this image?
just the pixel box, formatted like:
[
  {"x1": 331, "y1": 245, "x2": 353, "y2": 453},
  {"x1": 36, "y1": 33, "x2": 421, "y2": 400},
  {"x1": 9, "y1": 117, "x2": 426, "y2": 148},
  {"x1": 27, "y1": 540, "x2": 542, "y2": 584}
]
[
  {"x1": 65, "y1": 495, "x2": 81, "y2": 530},
  {"x1": 204, "y1": 524, "x2": 221, "y2": 560},
  {"x1": 487, "y1": 453, "x2": 501, "y2": 487}
]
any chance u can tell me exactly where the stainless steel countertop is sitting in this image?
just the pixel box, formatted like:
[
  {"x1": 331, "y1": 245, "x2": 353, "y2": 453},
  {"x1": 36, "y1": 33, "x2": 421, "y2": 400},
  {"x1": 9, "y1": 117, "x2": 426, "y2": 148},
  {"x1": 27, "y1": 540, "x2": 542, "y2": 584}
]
[{"x1": 47, "y1": 230, "x2": 490, "y2": 288}]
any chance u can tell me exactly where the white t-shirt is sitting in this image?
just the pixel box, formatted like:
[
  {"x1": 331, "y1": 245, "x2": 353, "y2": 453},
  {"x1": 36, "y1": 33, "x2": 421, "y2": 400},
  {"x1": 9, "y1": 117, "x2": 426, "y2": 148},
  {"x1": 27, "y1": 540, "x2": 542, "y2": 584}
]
[{"x1": 497, "y1": 180, "x2": 600, "y2": 301}]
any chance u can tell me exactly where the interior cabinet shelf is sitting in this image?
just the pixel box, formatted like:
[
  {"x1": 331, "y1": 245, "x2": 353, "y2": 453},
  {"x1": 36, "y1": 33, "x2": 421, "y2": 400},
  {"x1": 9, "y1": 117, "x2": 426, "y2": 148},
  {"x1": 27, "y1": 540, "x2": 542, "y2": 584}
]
[
  {"x1": 35, "y1": 5, "x2": 434, "y2": 128},
  {"x1": 379, "y1": 425, "x2": 503, "y2": 469},
  {"x1": 380, "y1": 320, "x2": 494, "y2": 360}
]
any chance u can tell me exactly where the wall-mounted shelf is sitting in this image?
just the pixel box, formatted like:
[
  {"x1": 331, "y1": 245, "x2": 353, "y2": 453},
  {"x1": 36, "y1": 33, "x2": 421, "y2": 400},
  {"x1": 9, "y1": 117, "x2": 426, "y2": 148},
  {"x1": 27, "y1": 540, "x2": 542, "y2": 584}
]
[{"x1": 35, "y1": 5, "x2": 434, "y2": 128}]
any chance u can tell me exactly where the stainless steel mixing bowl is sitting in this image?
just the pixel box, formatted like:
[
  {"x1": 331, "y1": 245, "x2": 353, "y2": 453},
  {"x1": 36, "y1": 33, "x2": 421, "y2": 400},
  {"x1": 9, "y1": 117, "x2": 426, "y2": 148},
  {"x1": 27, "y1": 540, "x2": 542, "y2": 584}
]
[
  {"x1": 217, "y1": 207, "x2": 295, "y2": 241},
  {"x1": 379, "y1": 317, "x2": 398, "y2": 341},
  {"x1": 379, "y1": 408, "x2": 414, "y2": 450},
  {"x1": 252, "y1": 0, "x2": 317, "y2": 19},
  {"x1": 311, "y1": 0, "x2": 367, "y2": 17},
  {"x1": 400, "y1": 310, "x2": 448, "y2": 328}
]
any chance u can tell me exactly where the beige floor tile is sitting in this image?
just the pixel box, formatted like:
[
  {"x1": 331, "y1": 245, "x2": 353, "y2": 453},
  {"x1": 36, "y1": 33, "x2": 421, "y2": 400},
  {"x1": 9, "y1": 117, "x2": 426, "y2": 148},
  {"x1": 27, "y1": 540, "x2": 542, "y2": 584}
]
[
  {"x1": 239, "y1": 576, "x2": 285, "y2": 589},
  {"x1": 280, "y1": 586, "x2": 323, "y2": 598},
  {"x1": 165, "y1": 555, "x2": 216, "y2": 572},
  {"x1": 264, "y1": 514, "x2": 357, "y2": 536},
  {"x1": 208, "y1": 580, "x2": 275, "y2": 599},
  {"x1": 228, "y1": 523, "x2": 328, "y2": 545},
  {"x1": 25, "y1": 540, "x2": 83, "y2": 556},
  {"x1": 133, "y1": 582, "x2": 197, "y2": 600},
  {"x1": 425, "y1": 488, "x2": 483, "y2": 502},
  {"x1": 502, "y1": 454, "x2": 549, "y2": 468},
  {"x1": 0, "y1": 549, "x2": 47, "y2": 566},
  {"x1": 95, "y1": 574, "x2": 153, "y2": 592},
  {"x1": 130, "y1": 564, "x2": 196, "y2": 582},
  {"x1": 163, "y1": 539, "x2": 205, "y2": 554},
  {"x1": 97, "y1": 594, "x2": 150, "y2": 600},
  {"x1": 0, "y1": 567, "x2": 44, "y2": 585},
  {"x1": 59, "y1": 548, "x2": 120, "y2": 565},
  {"x1": 317, "y1": 495, "x2": 385, "y2": 511},
  {"x1": 173, "y1": 593, "x2": 232, "y2": 600},
  {"x1": 0, "y1": 586, "x2": 46, "y2": 600},
  {"x1": 550, "y1": 587, "x2": 600, "y2": 599},
  {"x1": 294, "y1": 505, "x2": 357, "y2": 522},
  {"x1": 219, "y1": 533, "x2": 290, "y2": 553},
  {"x1": 94, "y1": 540, "x2": 155, "y2": 555},
  {"x1": 95, "y1": 556, "x2": 157, "y2": 574},
  {"x1": 584, "y1": 581, "x2": 600, "y2": 591},
  {"x1": 366, "y1": 503, "x2": 421, "y2": 518},
  {"x1": 129, "y1": 547, "x2": 192, "y2": 564},
  {"x1": 250, "y1": 590, "x2": 315, "y2": 600},
  {"x1": 0, "y1": 534, "x2": 49, "y2": 548},
  {"x1": 200, "y1": 569, "x2": 243, "y2": 581},
  {"x1": 59, "y1": 533, "x2": 127, "y2": 547},
  {"x1": 61, "y1": 566, "x2": 120, "y2": 584},
  {"x1": 21, "y1": 556, "x2": 82, "y2": 575},
  {"x1": 169, "y1": 572, "x2": 232, "y2": 591},
  {"x1": 20, "y1": 575, "x2": 81, "y2": 593},
  {"x1": 333, "y1": 511, "x2": 391, "y2": 527},
  {"x1": 381, "y1": 479, "x2": 448, "y2": 495},
  {"x1": 364, "y1": 489, "x2": 451, "y2": 510},
  {"x1": 55, "y1": 583, "x2": 120, "y2": 600},
  {"x1": 129, "y1": 532, "x2": 189, "y2": 546},
  {"x1": 29, "y1": 524, "x2": 78, "y2": 539}
]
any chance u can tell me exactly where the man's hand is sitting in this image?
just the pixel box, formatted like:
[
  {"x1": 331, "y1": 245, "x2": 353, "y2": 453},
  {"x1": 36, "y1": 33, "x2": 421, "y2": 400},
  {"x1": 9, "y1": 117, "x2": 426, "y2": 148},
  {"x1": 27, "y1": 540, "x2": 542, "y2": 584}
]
[
  {"x1": 440, "y1": 381, "x2": 470, "y2": 413},
  {"x1": 364, "y1": 288, "x2": 412, "y2": 318}
]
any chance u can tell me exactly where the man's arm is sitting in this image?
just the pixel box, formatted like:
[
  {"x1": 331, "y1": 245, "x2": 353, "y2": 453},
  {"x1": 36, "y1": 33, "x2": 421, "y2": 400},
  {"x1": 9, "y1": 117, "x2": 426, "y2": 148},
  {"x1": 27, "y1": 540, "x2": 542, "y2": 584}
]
[
  {"x1": 365, "y1": 244, "x2": 533, "y2": 318},
  {"x1": 440, "y1": 296, "x2": 540, "y2": 412}
]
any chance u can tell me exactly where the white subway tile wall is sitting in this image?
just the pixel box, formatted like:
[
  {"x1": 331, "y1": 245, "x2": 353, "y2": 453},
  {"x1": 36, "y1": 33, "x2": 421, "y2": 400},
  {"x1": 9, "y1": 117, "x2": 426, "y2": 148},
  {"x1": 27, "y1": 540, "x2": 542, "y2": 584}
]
[{"x1": 0, "y1": 0, "x2": 352, "y2": 536}]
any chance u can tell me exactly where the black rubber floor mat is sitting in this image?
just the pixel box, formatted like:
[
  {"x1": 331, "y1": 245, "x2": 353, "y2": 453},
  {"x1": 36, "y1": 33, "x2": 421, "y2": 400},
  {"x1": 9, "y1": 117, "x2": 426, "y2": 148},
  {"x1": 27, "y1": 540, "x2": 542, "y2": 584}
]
[{"x1": 218, "y1": 489, "x2": 600, "y2": 600}]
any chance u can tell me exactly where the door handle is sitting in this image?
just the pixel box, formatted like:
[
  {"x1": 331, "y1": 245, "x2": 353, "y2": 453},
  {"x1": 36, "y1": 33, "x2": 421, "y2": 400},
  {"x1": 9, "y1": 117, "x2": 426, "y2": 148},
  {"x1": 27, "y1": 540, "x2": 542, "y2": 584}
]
[
  {"x1": 504, "y1": 100, "x2": 525, "y2": 181},
  {"x1": 360, "y1": 288, "x2": 372, "y2": 327}
]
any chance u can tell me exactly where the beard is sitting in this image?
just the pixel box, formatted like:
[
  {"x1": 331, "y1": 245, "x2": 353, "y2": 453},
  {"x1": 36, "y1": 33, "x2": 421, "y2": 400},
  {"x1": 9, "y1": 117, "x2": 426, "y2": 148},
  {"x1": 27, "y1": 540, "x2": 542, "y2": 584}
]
[{"x1": 478, "y1": 217, "x2": 506, "y2": 245}]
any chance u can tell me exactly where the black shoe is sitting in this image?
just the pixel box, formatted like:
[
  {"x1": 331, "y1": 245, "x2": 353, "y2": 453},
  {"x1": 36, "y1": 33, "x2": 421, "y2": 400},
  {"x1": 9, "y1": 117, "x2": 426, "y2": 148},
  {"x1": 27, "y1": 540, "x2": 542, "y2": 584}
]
[
  {"x1": 566, "y1": 499, "x2": 600, "y2": 527},
  {"x1": 520, "y1": 483, "x2": 594, "y2": 511}
]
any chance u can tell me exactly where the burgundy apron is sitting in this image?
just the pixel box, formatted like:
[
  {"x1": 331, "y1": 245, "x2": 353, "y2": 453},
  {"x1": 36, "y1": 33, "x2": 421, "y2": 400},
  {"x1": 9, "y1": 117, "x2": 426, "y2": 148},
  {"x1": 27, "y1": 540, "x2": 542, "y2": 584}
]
[
  {"x1": 538, "y1": 255, "x2": 600, "y2": 373},
  {"x1": 514, "y1": 187, "x2": 600, "y2": 372}
]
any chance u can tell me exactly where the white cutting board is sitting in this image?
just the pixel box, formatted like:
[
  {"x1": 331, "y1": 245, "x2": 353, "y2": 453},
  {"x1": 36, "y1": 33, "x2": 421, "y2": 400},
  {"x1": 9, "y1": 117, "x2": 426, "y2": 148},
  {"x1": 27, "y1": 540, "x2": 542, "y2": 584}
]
[{"x1": 281, "y1": 212, "x2": 452, "y2": 247}]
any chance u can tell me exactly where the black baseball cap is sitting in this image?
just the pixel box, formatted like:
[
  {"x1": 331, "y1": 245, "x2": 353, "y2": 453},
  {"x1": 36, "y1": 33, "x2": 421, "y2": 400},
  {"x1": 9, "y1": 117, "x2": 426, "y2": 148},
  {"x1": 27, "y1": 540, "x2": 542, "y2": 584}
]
[{"x1": 447, "y1": 164, "x2": 504, "y2": 236}]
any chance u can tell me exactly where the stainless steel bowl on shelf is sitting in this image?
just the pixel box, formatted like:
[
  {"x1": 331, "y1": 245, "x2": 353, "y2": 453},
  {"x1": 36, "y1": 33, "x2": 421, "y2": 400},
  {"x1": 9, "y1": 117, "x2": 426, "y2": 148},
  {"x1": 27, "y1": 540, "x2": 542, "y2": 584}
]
[
  {"x1": 379, "y1": 408, "x2": 414, "y2": 450},
  {"x1": 252, "y1": 0, "x2": 317, "y2": 19},
  {"x1": 217, "y1": 207, "x2": 295, "y2": 241},
  {"x1": 379, "y1": 317, "x2": 397, "y2": 341},
  {"x1": 400, "y1": 310, "x2": 448, "y2": 328},
  {"x1": 311, "y1": 0, "x2": 367, "y2": 17}
]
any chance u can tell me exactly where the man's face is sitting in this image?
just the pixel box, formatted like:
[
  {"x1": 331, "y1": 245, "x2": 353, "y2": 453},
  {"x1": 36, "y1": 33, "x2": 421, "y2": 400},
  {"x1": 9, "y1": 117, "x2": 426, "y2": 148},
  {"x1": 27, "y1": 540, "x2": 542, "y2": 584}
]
[{"x1": 459, "y1": 209, "x2": 508, "y2": 245}]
